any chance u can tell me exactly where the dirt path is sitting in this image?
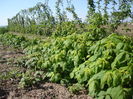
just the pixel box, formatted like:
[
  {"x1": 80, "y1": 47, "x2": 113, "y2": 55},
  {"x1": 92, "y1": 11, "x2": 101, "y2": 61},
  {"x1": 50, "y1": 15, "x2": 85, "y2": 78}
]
[
  {"x1": 0, "y1": 43, "x2": 92, "y2": 99},
  {"x1": 0, "y1": 43, "x2": 24, "y2": 99}
]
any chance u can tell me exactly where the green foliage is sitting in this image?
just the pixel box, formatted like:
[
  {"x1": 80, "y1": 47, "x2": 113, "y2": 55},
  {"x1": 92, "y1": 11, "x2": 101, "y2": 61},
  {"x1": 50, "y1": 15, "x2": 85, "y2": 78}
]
[
  {"x1": 0, "y1": 69, "x2": 22, "y2": 80},
  {"x1": 15, "y1": 33, "x2": 133, "y2": 98},
  {"x1": 53, "y1": 21, "x2": 83, "y2": 37},
  {"x1": 0, "y1": 29, "x2": 132, "y2": 99},
  {"x1": 87, "y1": 13, "x2": 109, "y2": 40},
  {"x1": 68, "y1": 83, "x2": 85, "y2": 93},
  {"x1": 19, "y1": 70, "x2": 45, "y2": 88},
  {"x1": 1, "y1": 0, "x2": 133, "y2": 98},
  {"x1": 70, "y1": 34, "x2": 133, "y2": 98},
  {"x1": 97, "y1": 86, "x2": 133, "y2": 99},
  {"x1": 8, "y1": 2, "x2": 55, "y2": 36},
  {"x1": 0, "y1": 27, "x2": 8, "y2": 34},
  {"x1": 7, "y1": 1, "x2": 83, "y2": 37},
  {"x1": 0, "y1": 33, "x2": 41, "y2": 49}
]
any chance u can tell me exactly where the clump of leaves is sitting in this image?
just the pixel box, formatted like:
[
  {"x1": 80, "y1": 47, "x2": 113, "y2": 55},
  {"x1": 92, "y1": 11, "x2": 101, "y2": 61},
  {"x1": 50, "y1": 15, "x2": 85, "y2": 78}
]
[
  {"x1": 0, "y1": 69, "x2": 22, "y2": 80},
  {"x1": 19, "y1": 70, "x2": 45, "y2": 88},
  {"x1": 87, "y1": 13, "x2": 109, "y2": 40},
  {"x1": 0, "y1": 33, "x2": 41, "y2": 49},
  {"x1": 68, "y1": 83, "x2": 85, "y2": 94},
  {"x1": 53, "y1": 21, "x2": 83, "y2": 37},
  {"x1": 97, "y1": 86, "x2": 133, "y2": 99}
]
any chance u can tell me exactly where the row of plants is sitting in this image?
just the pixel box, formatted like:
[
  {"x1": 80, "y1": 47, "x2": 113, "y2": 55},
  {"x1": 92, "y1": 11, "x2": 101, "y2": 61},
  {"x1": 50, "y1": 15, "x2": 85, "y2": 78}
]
[
  {"x1": 0, "y1": 33, "x2": 41, "y2": 49},
  {"x1": 1, "y1": 12, "x2": 133, "y2": 98},
  {"x1": 0, "y1": 20, "x2": 133, "y2": 98},
  {"x1": 8, "y1": 0, "x2": 133, "y2": 37},
  {"x1": 15, "y1": 32, "x2": 133, "y2": 99},
  {"x1": 1, "y1": 1, "x2": 133, "y2": 98},
  {"x1": 8, "y1": 1, "x2": 84, "y2": 37}
]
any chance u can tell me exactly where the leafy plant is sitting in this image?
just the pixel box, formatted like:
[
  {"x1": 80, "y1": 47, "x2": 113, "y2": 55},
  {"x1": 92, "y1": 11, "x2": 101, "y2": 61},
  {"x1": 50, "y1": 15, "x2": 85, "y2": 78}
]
[
  {"x1": 0, "y1": 31, "x2": 132, "y2": 99},
  {"x1": 68, "y1": 83, "x2": 85, "y2": 94},
  {"x1": 0, "y1": 27, "x2": 8, "y2": 34}
]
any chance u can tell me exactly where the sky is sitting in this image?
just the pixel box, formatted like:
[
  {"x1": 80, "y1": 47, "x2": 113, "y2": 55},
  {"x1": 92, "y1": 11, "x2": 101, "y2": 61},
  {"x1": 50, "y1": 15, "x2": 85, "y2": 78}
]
[{"x1": 0, "y1": 0, "x2": 88, "y2": 26}]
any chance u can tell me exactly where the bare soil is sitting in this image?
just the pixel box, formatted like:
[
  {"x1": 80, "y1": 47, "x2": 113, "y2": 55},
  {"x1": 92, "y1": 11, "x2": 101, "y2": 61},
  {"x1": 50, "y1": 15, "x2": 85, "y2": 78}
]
[
  {"x1": 0, "y1": 43, "x2": 92, "y2": 99},
  {"x1": 116, "y1": 24, "x2": 133, "y2": 37}
]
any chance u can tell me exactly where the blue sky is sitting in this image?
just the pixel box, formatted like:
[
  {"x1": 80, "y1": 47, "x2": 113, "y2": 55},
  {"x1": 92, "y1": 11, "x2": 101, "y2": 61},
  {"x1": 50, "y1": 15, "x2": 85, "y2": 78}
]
[{"x1": 0, "y1": 0, "x2": 88, "y2": 26}]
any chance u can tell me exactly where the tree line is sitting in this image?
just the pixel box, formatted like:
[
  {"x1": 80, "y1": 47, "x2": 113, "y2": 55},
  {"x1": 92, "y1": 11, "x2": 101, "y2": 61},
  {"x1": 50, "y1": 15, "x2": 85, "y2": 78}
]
[{"x1": 7, "y1": 0, "x2": 133, "y2": 36}]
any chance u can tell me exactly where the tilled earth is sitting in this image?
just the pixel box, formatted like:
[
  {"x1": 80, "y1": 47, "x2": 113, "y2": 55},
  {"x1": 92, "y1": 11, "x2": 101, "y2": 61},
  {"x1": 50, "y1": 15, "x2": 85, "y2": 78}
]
[
  {"x1": 0, "y1": 43, "x2": 92, "y2": 99},
  {"x1": 116, "y1": 24, "x2": 133, "y2": 37}
]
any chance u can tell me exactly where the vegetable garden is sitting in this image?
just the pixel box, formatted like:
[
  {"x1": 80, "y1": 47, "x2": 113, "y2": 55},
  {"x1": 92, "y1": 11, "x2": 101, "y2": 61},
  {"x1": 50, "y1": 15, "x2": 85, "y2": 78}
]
[{"x1": 0, "y1": 0, "x2": 133, "y2": 99}]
